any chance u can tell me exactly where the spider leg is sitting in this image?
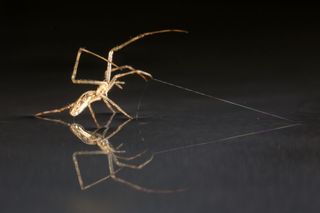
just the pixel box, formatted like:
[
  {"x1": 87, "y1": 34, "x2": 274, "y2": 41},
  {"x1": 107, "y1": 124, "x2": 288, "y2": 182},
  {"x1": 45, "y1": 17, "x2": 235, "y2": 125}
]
[
  {"x1": 72, "y1": 48, "x2": 119, "y2": 85},
  {"x1": 112, "y1": 70, "x2": 153, "y2": 82},
  {"x1": 111, "y1": 65, "x2": 137, "y2": 72},
  {"x1": 116, "y1": 143, "x2": 124, "y2": 149},
  {"x1": 88, "y1": 104, "x2": 100, "y2": 127},
  {"x1": 114, "y1": 150, "x2": 147, "y2": 161},
  {"x1": 74, "y1": 152, "x2": 180, "y2": 193},
  {"x1": 73, "y1": 150, "x2": 120, "y2": 190},
  {"x1": 102, "y1": 98, "x2": 116, "y2": 115},
  {"x1": 111, "y1": 65, "x2": 153, "y2": 81},
  {"x1": 110, "y1": 172, "x2": 170, "y2": 193},
  {"x1": 35, "y1": 103, "x2": 74, "y2": 117},
  {"x1": 113, "y1": 154, "x2": 154, "y2": 170},
  {"x1": 103, "y1": 97, "x2": 133, "y2": 119},
  {"x1": 105, "y1": 29, "x2": 188, "y2": 81},
  {"x1": 73, "y1": 150, "x2": 107, "y2": 190},
  {"x1": 106, "y1": 118, "x2": 132, "y2": 140},
  {"x1": 107, "y1": 154, "x2": 158, "y2": 193},
  {"x1": 102, "y1": 113, "x2": 116, "y2": 136}
]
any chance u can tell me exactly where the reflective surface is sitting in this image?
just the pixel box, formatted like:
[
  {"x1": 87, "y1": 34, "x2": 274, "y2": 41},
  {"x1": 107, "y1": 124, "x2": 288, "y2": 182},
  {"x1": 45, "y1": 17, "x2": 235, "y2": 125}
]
[{"x1": 2, "y1": 73, "x2": 320, "y2": 212}]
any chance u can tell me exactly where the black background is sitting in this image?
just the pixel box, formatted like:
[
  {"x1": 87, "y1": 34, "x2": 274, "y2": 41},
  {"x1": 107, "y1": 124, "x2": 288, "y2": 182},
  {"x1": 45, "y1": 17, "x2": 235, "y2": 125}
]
[
  {"x1": 4, "y1": 2, "x2": 320, "y2": 80},
  {"x1": 2, "y1": 2, "x2": 320, "y2": 213}
]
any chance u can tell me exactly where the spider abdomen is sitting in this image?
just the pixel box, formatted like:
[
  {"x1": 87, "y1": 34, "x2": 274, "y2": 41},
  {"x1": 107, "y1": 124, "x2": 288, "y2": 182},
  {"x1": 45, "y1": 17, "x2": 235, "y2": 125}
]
[{"x1": 70, "y1": 91, "x2": 100, "y2": 116}]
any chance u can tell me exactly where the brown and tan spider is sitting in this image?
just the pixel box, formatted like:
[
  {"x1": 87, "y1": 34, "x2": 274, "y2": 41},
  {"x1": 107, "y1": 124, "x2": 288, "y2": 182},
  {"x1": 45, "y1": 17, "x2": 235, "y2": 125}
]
[{"x1": 36, "y1": 29, "x2": 188, "y2": 126}]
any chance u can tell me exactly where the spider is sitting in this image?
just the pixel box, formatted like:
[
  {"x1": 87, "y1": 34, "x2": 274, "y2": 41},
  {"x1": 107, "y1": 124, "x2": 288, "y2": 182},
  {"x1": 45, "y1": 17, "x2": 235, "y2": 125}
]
[
  {"x1": 37, "y1": 114, "x2": 183, "y2": 192},
  {"x1": 71, "y1": 114, "x2": 156, "y2": 192},
  {"x1": 35, "y1": 29, "x2": 188, "y2": 126}
]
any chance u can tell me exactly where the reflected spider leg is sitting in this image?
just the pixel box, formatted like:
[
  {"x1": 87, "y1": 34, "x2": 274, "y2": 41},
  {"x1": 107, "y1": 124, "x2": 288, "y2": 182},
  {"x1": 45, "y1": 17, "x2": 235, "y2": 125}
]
[
  {"x1": 108, "y1": 154, "x2": 180, "y2": 193},
  {"x1": 116, "y1": 143, "x2": 124, "y2": 150},
  {"x1": 102, "y1": 113, "x2": 117, "y2": 134},
  {"x1": 105, "y1": 117, "x2": 132, "y2": 140},
  {"x1": 73, "y1": 150, "x2": 157, "y2": 192},
  {"x1": 105, "y1": 29, "x2": 188, "y2": 82},
  {"x1": 114, "y1": 150, "x2": 147, "y2": 161},
  {"x1": 107, "y1": 154, "x2": 155, "y2": 192},
  {"x1": 72, "y1": 151, "x2": 121, "y2": 190},
  {"x1": 35, "y1": 114, "x2": 71, "y2": 126},
  {"x1": 113, "y1": 154, "x2": 154, "y2": 169}
]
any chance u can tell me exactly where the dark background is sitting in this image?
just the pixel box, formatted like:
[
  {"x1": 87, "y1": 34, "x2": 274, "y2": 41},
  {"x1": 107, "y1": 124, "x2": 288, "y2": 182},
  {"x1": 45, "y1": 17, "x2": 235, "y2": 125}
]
[
  {"x1": 3, "y1": 2, "x2": 320, "y2": 81},
  {"x1": 2, "y1": 2, "x2": 320, "y2": 213}
]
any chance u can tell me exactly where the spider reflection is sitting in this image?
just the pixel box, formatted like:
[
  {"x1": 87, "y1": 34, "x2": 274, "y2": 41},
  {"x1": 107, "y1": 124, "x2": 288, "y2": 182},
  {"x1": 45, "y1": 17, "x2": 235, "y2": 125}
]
[{"x1": 36, "y1": 114, "x2": 182, "y2": 193}]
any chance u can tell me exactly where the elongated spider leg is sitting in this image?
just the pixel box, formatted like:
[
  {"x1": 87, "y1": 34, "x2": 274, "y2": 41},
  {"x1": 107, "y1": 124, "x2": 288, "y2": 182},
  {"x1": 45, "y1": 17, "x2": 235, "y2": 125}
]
[
  {"x1": 115, "y1": 150, "x2": 147, "y2": 161},
  {"x1": 102, "y1": 113, "x2": 116, "y2": 134},
  {"x1": 111, "y1": 143, "x2": 126, "y2": 154},
  {"x1": 73, "y1": 151, "x2": 121, "y2": 190},
  {"x1": 111, "y1": 65, "x2": 137, "y2": 73},
  {"x1": 73, "y1": 150, "x2": 106, "y2": 190},
  {"x1": 111, "y1": 65, "x2": 153, "y2": 81},
  {"x1": 105, "y1": 29, "x2": 188, "y2": 81},
  {"x1": 80, "y1": 168, "x2": 122, "y2": 190},
  {"x1": 107, "y1": 155, "x2": 153, "y2": 192},
  {"x1": 35, "y1": 115, "x2": 71, "y2": 127},
  {"x1": 113, "y1": 154, "x2": 154, "y2": 169},
  {"x1": 88, "y1": 104, "x2": 100, "y2": 127},
  {"x1": 72, "y1": 48, "x2": 119, "y2": 85},
  {"x1": 110, "y1": 172, "x2": 172, "y2": 193},
  {"x1": 108, "y1": 154, "x2": 180, "y2": 193},
  {"x1": 112, "y1": 70, "x2": 153, "y2": 82},
  {"x1": 102, "y1": 98, "x2": 116, "y2": 115},
  {"x1": 35, "y1": 116, "x2": 71, "y2": 126},
  {"x1": 116, "y1": 143, "x2": 124, "y2": 149},
  {"x1": 106, "y1": 118, "x2": 132, "y2": 140},
  {"x1": 103, "y1": 97, "x2": 132, "y2": 119},
  {"x1": 114, "y1": 81, "x2": 125, "y2": 89},
  {"x1": 111, "y1": 149, "x2": 126, "y2": 154},
  {"x1": 35, "y1": 103, "x2": 74, "y2": 117}
]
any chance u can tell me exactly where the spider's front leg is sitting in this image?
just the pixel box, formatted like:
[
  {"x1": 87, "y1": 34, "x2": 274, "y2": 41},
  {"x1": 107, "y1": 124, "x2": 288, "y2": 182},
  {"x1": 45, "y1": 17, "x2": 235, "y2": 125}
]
[{"x1": 111, "y1": 66, "x2": 153, "y2": 81}]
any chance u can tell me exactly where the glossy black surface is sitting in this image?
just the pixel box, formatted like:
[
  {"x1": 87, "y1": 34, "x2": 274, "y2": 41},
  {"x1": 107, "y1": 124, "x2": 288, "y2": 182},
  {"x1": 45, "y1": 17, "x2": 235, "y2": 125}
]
[{"x1": 2, "y1": 2, "x2": 320, "y2": 213}]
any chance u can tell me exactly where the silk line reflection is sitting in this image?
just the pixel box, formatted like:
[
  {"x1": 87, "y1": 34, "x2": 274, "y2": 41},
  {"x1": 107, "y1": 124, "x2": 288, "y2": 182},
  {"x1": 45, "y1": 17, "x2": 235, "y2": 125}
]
[{"x1": 36, "y1": 114, "x2": 184, "y2": 193}]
